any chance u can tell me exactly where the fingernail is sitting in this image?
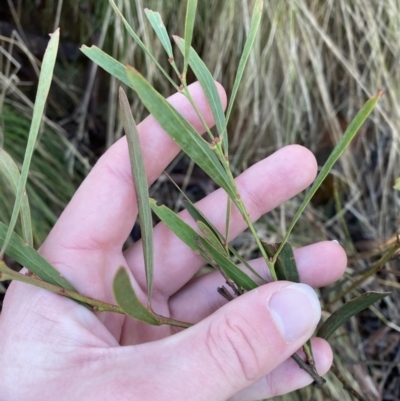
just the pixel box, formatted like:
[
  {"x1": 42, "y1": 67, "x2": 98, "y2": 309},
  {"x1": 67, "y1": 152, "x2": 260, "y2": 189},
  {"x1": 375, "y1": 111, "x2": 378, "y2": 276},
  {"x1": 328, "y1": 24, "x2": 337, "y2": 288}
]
[
  {"x1": 269, "y1": 284, "x2": 321, "y2": 343},
  {"x1": 331, "y1": 240, "x2": 339, "y2": 244}
]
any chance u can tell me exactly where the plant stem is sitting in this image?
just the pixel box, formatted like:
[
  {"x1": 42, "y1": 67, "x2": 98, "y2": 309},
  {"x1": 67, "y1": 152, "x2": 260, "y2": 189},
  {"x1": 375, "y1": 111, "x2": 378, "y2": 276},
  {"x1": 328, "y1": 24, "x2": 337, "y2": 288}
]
[
  {"x1": 291, "y1": 353, "x2": 326, "y2": 387},
  {"x1": 155, "y1": 313, "x2": 193, "y2": 329},
  {"x1": 0, "y1": 261, "x2": 124, "y2": 313},
  {"x1": 180, "y1": 77, "x2": 215, "y2": 141},
  {"x1": 215, "y1": 142, "x2": 277, "y2": 280},
  {"x1": 0, "y1": 261, "x2": 192, "y2": 329}
]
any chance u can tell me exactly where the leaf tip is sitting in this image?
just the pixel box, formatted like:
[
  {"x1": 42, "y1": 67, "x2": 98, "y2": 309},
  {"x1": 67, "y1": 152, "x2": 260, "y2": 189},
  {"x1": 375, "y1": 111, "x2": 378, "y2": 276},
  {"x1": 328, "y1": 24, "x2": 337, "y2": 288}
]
[
  {"x1": 49, "y1": 28, "x2": 60, "y2": 37},
  {"x1": 172, "y1": 35, "x2": 182, "y2": 43}
]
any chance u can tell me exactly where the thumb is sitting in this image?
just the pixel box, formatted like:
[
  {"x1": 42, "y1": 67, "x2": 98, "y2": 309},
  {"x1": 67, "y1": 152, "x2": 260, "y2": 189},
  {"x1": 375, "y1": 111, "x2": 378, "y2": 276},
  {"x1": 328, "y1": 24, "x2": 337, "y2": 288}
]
[{"x1": 162, "y1": 282, "x2": 321, "y2": 401}]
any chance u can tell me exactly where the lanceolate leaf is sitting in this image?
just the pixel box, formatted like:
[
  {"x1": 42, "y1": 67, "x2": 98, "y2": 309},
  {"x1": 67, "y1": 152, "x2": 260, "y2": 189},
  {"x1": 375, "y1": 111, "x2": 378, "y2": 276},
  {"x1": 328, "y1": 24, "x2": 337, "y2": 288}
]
[
  {"x1": 274, "y1": 91, "x2": 383, "y2": 261},
  {"x1": 125, "y1": 66, "x2": 235, "y2": 199},
  {"x1": 150, "y1": 199, "x2": 258, "y2": 291},
  {"x1": 0, "y1": 222, "x2": 75, "y2": 291},
  {"x1": 183, "y1": 0, "x2": 198, "y2": 77},
  {"x1": 144, "y1": 9, "x2": 173, "y2": 58},
  {"x1": 0, "y1": 148, "x2": 33, "y2": 246},
  {"x1": 81, "y1": 45, "x2": 131, "y2": 86},
  {"x1": 262, "y1": 242, "x2": 299, "y2": 282},
  {"x1": 174, "y1": 36, "x2": 226, "y2": 140},
  {"x1": 317, "y1": 291, "x2": 390, "y2": 340},
  {"x1": 0, "y1": 30, "x2": 59, "y2": 257},
  {"x1": 225, "y1": 0, "x2": 264, "y2": 124},
  {"x1": 119, "y1": 88, "x2": 154, "y2": 307},
  {"x1": 113, "y1": 268, "x2": 161, "y2": 325}
]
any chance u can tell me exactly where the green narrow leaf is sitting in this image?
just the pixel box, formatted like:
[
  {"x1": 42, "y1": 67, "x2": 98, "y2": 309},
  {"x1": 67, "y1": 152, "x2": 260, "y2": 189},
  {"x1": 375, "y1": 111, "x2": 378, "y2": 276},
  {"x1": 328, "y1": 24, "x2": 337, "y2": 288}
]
[
  {"x1": 107, "y1": 0, "x2": 178, "y2": 89},
  {"x1": 119, "y1": 88, "x2": 154, "y2": 307},
  {"x1": 317, "y1": 291, "x2": 390, "y2": 340},
  {"x1": 262, "y1": 242, "x2": 299, "y2": 282},
  {"x1": 144, "y1": 9, "x2": 173, "y2": 58},
  {"x1": 197, "y1": 220, "x2": 227, "y2": 255},
  {"x1": 0, "y1": 148, "x2": 33, "y2": 246},
  {"x1": 394, "y1": 177, "x2": 400, "y2": 191},
  {"x1": 113, "y1": 268, "x2": 161, "y2": 325},
  {"x1": 125, "y1": 66, "x2": 235, "y2": 199},
  {"x1": 225, "y1": 0, "x2": 263, "y2": 124},
  {"x1": 81, "y1": 45, "x2": 132, "y2": 87},
  {"x1": 150, "y1": 199, "x2": 258, "y2": 291},
  {"x1": 275, "y1": 91, "x2": 383, "y2": 261},
  {"x1": 0, "y1": 30, "x2": 59, "y2": 258},
  {"x1": 174, "y1": 36, "x2": 226, "y2": 140},
  {"x1": 0, "y1": 222, "x2": 75, "y2": 291},
  {"x1": 183, "y1": 0, "x2": 198, "y2": 77}
]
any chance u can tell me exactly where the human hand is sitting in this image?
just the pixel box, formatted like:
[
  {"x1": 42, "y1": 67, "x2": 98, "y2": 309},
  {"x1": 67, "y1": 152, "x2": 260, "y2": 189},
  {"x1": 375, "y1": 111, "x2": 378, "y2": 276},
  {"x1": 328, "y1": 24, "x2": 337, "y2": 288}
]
[{"x1": 0, "y1": 82, "x2": 346, "y2": 401}]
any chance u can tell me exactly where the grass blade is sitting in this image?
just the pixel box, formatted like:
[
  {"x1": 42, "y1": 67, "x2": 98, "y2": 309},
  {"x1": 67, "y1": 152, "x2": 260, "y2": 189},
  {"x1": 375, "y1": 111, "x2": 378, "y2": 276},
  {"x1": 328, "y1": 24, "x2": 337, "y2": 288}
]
[
  {"x1": 225, "y1": 0, "x2": 263, "y2": 124},
  {"x1": 273, "y1": 90, "x2": 383, "y2": 262},
  {"x1": 144, "y1": 9, "x2": 173, "y2": 58},
  {"x1": 0, "y1": 222, "x2": 75, "y2": 291},
  {"x1": 107, "y1": 0, "x2": 178, "y2": 90},
  {"x1": 125, "y1": 66, "x2": 235, "y2": 199},
  {"x1": 174, "y1": 36, "x2": 226, "y2": 143},
  {"x1": 150, "y1": 199, "x2": 258, "y2": 291},
  {"x1": 0, "y1": 29, "x2": 59, "y2": 258},
  {"x1": 317, "y1": 291, "x2": 390, "y2": 340},
  {"x1": 119, "y1": 88, "x2": 154, "y2": 307},
  {"x1": 113, "y1": 267, "x2": 161, "y2": 325},
  {"x1": 0, "y1": 148, "x2": 33, "y2": 246},
  {"x1": 183, "y1": 0, "x2": 198, "y2": 77},
  {"x1": 262, "y1": 242, "x2": 299, "y2": 282}
]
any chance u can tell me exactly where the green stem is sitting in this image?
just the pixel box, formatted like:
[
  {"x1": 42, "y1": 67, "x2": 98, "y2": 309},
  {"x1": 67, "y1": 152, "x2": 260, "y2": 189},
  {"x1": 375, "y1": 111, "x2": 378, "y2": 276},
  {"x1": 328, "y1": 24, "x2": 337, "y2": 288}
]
[
  {"x1": 180, "y1": 77, "x2": 215, "y2": 141},
  {"x1": 214, "y1": 142, "x2": 277, "y2": 280}
]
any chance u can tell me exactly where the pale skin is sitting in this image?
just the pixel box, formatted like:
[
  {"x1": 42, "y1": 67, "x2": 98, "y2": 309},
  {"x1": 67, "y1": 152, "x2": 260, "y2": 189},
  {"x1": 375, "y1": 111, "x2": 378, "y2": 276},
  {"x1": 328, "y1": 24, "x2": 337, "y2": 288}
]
[{"x1": 0, "y1": 82, "x2": 347, "y2": 401}]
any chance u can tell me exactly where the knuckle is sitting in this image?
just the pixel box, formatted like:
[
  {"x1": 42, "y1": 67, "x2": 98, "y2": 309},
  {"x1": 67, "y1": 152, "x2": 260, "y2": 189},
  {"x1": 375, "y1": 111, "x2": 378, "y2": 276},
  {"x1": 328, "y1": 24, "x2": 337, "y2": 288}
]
[{"x1": 205, "y1": 314, "x2": 263, "y2": 383}]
